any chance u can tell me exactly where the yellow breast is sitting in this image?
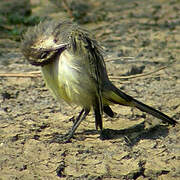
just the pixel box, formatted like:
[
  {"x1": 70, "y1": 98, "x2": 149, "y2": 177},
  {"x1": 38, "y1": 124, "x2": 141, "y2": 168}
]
[{"x1": 41, "y1": 50, "x2": 98, "y2": 108}]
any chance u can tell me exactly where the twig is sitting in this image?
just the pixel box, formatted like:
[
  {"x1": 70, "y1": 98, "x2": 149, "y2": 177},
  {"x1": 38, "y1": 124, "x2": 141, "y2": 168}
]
[
  {"x1": 0, "y1": 66, "x2": 167, "y2": 80},
  {"x1": 109, "y1": 66, "x2": 167, "y2": 80},
  {"x1": 62, "y1": 0, "x2": 74, "y2": 19},
  {"x1": 0, "y1": 72, "x2": 41, "y2": 78},
  {"x1": 105, "y1": 57, "x2": 135, "y2": 62}
]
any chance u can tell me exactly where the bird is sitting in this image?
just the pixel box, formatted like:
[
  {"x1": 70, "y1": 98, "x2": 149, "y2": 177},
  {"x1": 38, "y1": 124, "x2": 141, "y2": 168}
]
[{"x1": 21, "y1": 19, "x2": 177, "y2": 142}]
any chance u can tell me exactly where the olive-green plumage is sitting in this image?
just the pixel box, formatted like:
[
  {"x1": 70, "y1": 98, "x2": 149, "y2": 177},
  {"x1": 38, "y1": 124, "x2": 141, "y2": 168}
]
[{"x1": 21, "y1": 19, "x2": 177, "y2": 142}]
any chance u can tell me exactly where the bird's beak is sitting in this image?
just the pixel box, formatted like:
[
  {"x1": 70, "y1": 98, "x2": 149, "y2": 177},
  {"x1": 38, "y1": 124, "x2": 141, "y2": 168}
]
[{"x1": 47, "y1": 43, "x2": 68, "y2": 51}]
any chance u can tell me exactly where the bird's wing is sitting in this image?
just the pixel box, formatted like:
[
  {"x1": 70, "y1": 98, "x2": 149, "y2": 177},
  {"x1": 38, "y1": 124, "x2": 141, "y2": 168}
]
[{"x1": 69, "y1": 27, "x2": 107, "y2": 129}]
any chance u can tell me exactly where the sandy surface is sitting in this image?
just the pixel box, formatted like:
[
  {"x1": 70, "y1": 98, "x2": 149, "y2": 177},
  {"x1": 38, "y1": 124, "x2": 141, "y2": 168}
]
[{"x1": 0, "y1": 0, "x2": 180, "y2": 179}]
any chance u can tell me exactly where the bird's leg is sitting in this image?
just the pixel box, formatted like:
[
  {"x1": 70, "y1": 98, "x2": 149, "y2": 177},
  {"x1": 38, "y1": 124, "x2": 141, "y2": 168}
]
[
  {"x1": 50, "y1": 108, "x2": 90, "y2": 143},
  {"x1": 71, "y1": 109, "x2": 85, "y2": 126},
  {"x1": 65, "y1": 108, "x2": 90, "y2": 140}
]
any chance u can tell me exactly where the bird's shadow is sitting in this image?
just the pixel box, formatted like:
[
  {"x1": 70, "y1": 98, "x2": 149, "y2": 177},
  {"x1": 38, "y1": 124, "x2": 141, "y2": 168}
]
[{"x1": 76, "y1": 122, "x2": 171, "y2": 146}]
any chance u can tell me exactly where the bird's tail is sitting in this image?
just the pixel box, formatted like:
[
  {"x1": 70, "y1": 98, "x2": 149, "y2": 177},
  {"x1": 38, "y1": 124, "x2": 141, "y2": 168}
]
[
  {"x1": 131, "y1": 98, "x2": 177, "y2": 125},
  {"x1": 103, "y1": 83, "x2": 177, "y2": 125}
]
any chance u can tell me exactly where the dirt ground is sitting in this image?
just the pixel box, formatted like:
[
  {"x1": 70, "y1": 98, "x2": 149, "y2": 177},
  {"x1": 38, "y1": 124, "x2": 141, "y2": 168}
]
[{"x1": 0, "y1": 0, "x2": 180, "y2": 179}]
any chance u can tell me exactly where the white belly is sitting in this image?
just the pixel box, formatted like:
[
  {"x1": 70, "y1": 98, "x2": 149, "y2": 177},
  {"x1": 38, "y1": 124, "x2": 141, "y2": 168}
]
[{"x1": 41, "y1": 50, "x2": 97, "y2": 108}]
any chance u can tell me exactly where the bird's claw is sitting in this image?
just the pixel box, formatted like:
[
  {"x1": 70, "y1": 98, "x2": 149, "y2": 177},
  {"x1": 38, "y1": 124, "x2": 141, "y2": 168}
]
[{"x1": 49, "y1": 133, "x2": 73, "y2": 144}]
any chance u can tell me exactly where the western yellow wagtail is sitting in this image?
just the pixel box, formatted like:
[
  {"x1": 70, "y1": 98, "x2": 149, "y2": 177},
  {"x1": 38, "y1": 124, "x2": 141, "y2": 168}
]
[{"x1": 21, "y1": 20, "x2": 177, "y2": 142}]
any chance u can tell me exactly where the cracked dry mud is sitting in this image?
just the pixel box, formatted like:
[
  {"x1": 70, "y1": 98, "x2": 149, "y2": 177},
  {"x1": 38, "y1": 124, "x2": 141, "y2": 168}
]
[{"x1": 0, "y1": 0, "x2": 180, "y2": 179}]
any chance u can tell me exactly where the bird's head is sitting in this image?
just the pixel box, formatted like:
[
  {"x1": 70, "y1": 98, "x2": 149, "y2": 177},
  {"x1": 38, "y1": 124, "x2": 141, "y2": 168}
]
[{"x1": 21, "y1": 20, "x2": 71, "y2": 66}]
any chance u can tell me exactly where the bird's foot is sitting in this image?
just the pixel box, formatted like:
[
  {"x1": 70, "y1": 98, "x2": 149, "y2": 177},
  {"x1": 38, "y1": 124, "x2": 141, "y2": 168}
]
[{"x1": 49, "y1": 132, "x2": 73, "y2": 144}]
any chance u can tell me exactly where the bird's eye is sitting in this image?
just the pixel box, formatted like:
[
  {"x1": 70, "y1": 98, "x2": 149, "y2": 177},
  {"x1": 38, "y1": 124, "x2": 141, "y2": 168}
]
[{"x1": 40, "y1": 52, "x2": 48, "y2": 59}]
